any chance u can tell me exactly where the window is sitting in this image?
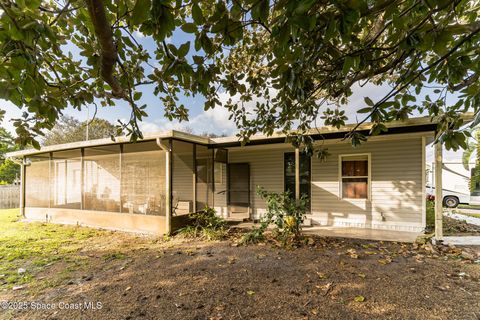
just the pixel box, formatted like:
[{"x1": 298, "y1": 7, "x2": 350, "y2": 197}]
[
  {"x1": 340, "y1": 154, "x2": 369, "y2": 199},
  {"x1": 284, "y1": 152, "x2": 311, "y2": 200}
]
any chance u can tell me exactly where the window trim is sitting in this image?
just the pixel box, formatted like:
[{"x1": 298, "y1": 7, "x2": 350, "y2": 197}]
[{"x1": 338, "y1": 153, "x2": 371, "y2": 200}]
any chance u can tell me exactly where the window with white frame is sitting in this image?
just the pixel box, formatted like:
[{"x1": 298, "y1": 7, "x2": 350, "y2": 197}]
[{"x1": 340, "y1": 154, "x2": 369, "y2": 199}]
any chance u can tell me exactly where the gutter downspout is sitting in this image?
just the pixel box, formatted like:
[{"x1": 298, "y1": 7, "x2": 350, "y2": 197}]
[
  {"x1": 10, "y1": 157, "x2": 28, "y2": 217},
  {"x1": 156, "y1": 138, "x2": 172, "y2": 235}
]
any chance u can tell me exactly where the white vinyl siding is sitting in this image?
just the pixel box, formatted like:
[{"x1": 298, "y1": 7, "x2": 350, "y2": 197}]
[
  {"x1": 228, "y1": 137, "x2": 424, "y2": 232},
  {"x1": 310, "y1": 137, "x2": 423, "y2": 232},
  {"x1": 228, "y1": 145, "x2": 294, "y2": 219}
]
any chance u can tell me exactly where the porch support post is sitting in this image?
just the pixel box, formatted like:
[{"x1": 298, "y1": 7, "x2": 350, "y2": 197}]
[
  {"x1": 295, "y1": 148, "x2": 300, "y2": 201},
  {"x1": 193, "y1": 144, "x2": 197, "y2": 212},
  {"x1": 19, "y1": 158, "x2": 26, "y2": 217},
  {"x1": 119, "y1": 144, "x2": 123, "y2": 213},
  {"x1": 80, "y1": 148, "x2": 84, "y2": 210},
  {"x1": 434, "y1": 142, "x2": 443, "y2": 240},
  {"x1": 156, "y1": 138, "x2": 172, "y2": 235}
]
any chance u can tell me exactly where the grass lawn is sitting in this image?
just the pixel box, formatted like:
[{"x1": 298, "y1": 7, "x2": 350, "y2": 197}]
[
  {"x1": 456, "y1": 210, "x2": 480, "y2": 219},
  {"x1": 0, "y1": 209, "x2": 479, "y2": 320},
  {"x1": 458, "y1": 204, "x2": 480, "y2": 211}
]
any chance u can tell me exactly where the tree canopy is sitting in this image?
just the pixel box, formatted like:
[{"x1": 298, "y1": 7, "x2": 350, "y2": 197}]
[
  {"x1": 43, "y1": 115, "x2": 117, "y2": 146},
  {"x1": 1, "y1": 0, "x2": 479, "y2": 151},
  {"x1": 0, "y1": 128, "x2": 19, "y2": 184}
]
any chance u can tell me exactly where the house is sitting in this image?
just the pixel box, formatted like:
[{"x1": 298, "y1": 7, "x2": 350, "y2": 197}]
[{"x1": 7, "y1": 115, "x2": 471, "y2": 238}]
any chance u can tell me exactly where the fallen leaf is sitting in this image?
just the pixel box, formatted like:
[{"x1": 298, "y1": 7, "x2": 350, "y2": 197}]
[
  {"x1": 246, "y1": 290, "x2": 255, "y2": 296},
  {"x1": 378, "y1": 256, "x2": 392, "y2": 265},
  {"x1": 358, "y1": 273, "x2": 366, "y2": 278},
  {"x1": 347, "y1": 249, "x2": 359, "y2": 259},
  {"x1": 316, "y1": 272, "x2": 328, "y2": 279},
  {"x1": 354, "y1": 295, "x2": 365, "y2": 302}
]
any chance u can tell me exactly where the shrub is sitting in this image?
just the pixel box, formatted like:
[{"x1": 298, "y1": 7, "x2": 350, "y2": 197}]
[
  {"x1": 241, "y1": 187, "x2": 309, "y2": 245},
  {"x1": 426, "y1": 197, "x2": 435, "y2": 231},
  {"x1": 177, "y1": 206, "x2": 226, "y2": 240}
]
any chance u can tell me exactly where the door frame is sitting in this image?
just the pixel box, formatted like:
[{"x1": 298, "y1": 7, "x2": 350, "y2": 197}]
[{"x1": 227, "y1": 163, "x2": 251, "y2": 219}]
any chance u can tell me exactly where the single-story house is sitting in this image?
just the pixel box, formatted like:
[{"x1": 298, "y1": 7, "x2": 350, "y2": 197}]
[{"x1": 7, "y1": 115, "x2": 470, "y2": 237}]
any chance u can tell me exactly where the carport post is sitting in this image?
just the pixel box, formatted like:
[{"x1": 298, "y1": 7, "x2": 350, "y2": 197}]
[{"x1": 434, "y1": 142, "x2": 443, "y2": 240}]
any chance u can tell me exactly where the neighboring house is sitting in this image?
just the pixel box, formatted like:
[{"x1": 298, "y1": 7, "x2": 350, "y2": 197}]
[{"x1": 6, "y1": 116, "x2": 471, "y2": 236}]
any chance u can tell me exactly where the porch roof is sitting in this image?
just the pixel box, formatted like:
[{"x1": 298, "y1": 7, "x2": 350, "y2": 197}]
[
  {"x1": 211, "y1": 113, "x2": 474, "y2": 148},
  {"x1": 6, "y1": 130, "x2": 212, "y2": 158},
  {"x1": 6, "y1": 113, "x2": 474, "y2": 158}
]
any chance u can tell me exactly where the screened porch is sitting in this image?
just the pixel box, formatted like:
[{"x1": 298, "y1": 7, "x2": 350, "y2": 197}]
[{"x1": 19, "y1": 136, "x2": 228, "y2": 234}]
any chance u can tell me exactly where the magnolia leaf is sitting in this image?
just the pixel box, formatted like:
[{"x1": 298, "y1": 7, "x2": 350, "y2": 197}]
[
  {"x1": 131, "y1": 0, "x2": 151, "y2": 26},
  {"x1": 364, "y1": 97, "x2": 374, "y2": 106},
  {"x1": 192, "y1": 3, "x2": 204, "y2": 24},
  {"x1": 181, "y1": 23, "x2": 197, "y2": 34}
]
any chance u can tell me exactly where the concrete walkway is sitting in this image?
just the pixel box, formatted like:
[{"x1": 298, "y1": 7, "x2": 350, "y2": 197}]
[
  {"x1": 446, "y1": 209, "x2": 480, "y2": 226},
  {"x1": 302, "y1": 226, "x2": 420, "y2": 243},
  {"x1": 229, "y1": 221, "x2": 420, "y2": 243},
  {"x1": 442, "y1": 236, "x2": 480, "y2": 246}
]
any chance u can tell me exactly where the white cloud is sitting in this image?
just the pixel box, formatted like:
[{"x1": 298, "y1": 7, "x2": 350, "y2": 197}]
[{"x1": 133, "y1": 30, "x2": 145, "y2": 38}]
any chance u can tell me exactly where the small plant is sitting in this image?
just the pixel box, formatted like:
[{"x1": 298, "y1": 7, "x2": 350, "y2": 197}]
[
  {"x1": 241, "y1": 187, "x2": 309, "y2": 246},
  {"x1": 426, "y1": 196, "x2": 435, "y2": 232},
  {"x1": 177, "y1": 206, "x2": 226, "y2": 240}
]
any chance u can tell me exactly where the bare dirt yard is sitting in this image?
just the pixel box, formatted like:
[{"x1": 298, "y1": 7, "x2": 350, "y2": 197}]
[{"x1": 1, "y1": 209, "x2": 479, "y2": 320}]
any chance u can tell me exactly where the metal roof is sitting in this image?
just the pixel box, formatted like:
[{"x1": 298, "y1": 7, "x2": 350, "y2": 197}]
[{"x1": 6, "y1": 113, "x2": 474, "y2": 158}]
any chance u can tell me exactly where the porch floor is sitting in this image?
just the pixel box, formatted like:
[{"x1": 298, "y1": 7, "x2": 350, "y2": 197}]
[{"x1": 230, "y1": 222, "x2": 421, "y2": 243}]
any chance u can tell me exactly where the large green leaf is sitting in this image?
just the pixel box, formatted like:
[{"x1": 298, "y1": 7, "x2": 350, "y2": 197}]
[{"x1": 132, "y1": 0, "x2": 152, "y2": 26}]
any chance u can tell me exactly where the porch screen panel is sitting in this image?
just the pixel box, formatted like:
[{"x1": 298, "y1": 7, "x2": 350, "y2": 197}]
[
  {"x1": 52, "y1": 150, "x2": 81, "y2": 209},
  {"x1": 122, "y1": 141, "x2": 166, "y2": 216},
  {"x1": 25, "y1": 153, "x2": 50, "y2": 207},
  {"x1": 213, "y1": 149, "x2": 228, "y2": 209},
  {"x1": 84, "y1": 145, "x2": 121, "y2": 212},
  {"x1": 196, "y1": 145, "x2": 213, "y2": 210},
  {"x1": 172, "y1": 140, "x2": 194, "y2": 216}
]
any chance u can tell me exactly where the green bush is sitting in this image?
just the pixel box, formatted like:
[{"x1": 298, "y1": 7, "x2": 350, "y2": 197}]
[
  {"x1": 426, "y1": 199, "x2": 435, "y2": 231},
  {"x1": 241, "y1": 187, "x2": 309, "y2": 245},
  {"x1": 177, "y1": 206, "x2": 226, "y2": 240}
]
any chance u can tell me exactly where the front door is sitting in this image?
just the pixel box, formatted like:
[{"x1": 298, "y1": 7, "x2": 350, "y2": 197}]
[{"x1": 227, "y1": 163, "x2": 250, "y2": 220}]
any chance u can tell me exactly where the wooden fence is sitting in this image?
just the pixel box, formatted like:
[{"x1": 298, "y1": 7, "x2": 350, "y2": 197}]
[{"x1": 0, "y1": 184, "x2": 20, "y2": 209}]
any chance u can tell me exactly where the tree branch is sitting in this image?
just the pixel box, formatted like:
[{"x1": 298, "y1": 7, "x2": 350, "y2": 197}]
[
  {"x1": 450, "y1": 72, "x2": 480, "y2": 91},
  {"x1": 85, "y1": 0, "x2": 125, "y2": 98}
]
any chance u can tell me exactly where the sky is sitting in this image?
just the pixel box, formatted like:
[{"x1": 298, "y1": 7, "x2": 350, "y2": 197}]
[{"x1": 0, "y1": 29, "x2": 471, "y2": 164}]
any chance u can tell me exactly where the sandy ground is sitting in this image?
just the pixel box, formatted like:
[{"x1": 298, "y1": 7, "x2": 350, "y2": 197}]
[{"x1": 1, "y1": 231, "x2": 479, "y2": 320}]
